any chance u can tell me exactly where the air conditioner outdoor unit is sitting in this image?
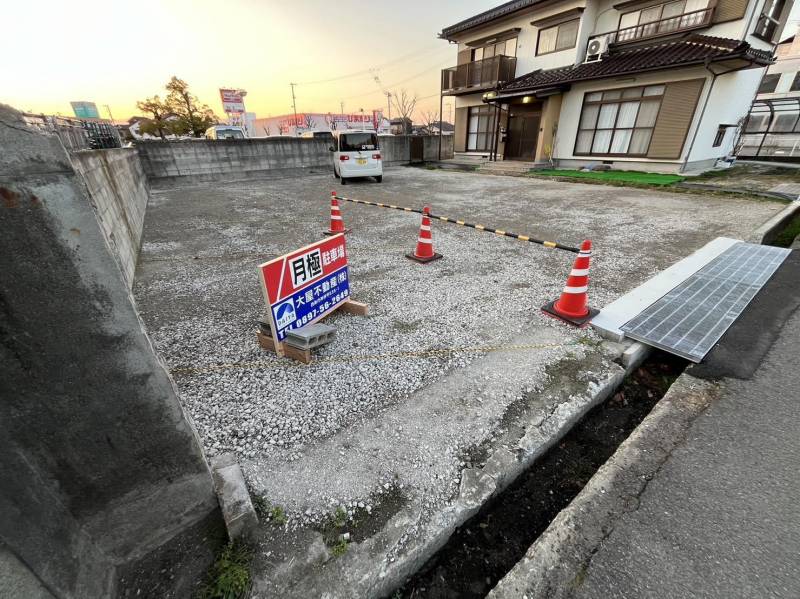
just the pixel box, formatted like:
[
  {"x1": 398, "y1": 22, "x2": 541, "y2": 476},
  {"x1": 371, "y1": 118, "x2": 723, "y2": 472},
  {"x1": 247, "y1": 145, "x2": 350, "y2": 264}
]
[{"x1": 585, "y1": 36, "x2": 609, "y2": 62}]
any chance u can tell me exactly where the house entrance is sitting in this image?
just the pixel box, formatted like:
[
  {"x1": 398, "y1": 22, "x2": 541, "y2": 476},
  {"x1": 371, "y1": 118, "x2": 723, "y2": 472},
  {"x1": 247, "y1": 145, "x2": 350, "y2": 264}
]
[{"x1": 505, "y1": 105, "x2": 540, "y2": 161}]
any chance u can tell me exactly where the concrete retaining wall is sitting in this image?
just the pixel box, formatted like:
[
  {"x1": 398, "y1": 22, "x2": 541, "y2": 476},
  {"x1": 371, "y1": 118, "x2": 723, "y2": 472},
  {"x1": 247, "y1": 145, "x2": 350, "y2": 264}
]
[
  {"x1": 70, "y1": 149, "x2": 149, "y2": 288},
  {"x1": 0, "y1": 104, "x2": 221, "y2": 598},
  {"x1": 136, "y1": 135, "x2": 454, "y2": 184}
]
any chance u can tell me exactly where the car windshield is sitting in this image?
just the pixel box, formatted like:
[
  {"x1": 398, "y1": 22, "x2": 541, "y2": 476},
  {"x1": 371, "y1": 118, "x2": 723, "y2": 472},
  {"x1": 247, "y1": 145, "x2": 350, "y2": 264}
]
[
  {"x1": 340, "y1": 133, "x2": 377, "y2": 151},
  {"x1": 219, "y1": 129, "x2": 244, "y2": 139}
]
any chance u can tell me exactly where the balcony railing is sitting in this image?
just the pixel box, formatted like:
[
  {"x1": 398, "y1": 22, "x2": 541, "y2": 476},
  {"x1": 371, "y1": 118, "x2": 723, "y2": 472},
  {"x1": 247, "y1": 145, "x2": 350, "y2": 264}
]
[
  {"x1": 605, "y1": 6, "x2": 715, "y2": 45},
  {"x1": 441, "y1": 55, "x2": 517, "y2": 95}
]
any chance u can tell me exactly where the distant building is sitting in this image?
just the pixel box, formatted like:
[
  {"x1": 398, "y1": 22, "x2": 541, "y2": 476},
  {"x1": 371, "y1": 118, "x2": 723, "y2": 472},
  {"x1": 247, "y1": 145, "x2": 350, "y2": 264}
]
[
  {"x1": 127, "y1": 115, "x2": 182, "y2": 140},
  {"x1": 390, "y1": 117, "x2": 413, "y2": 135},
  {"x1": 413, "y1": 121, "x2": 455, "y2": 135},
  {"x1": 740, "y1": 29, "x2": 800, "y2": 160},
  {"x1": 253, "y1": 111, "x2": 390, "y2": 137}
]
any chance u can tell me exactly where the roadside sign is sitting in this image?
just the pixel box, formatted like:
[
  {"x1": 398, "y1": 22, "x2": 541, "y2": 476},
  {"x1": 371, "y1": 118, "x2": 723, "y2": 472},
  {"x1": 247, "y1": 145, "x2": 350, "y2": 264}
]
[
  {"x1": 220, "y1": 88, "x2": 246, "y2": 114},
  {"x1": 258, "y1": 234, "x2": 350, "y2": 344}
]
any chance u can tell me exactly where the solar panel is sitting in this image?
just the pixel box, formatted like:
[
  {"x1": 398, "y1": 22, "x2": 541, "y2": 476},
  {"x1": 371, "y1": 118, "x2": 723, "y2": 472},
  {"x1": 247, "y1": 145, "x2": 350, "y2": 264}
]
[{"x1": 621, "y1": 242, "x2": 791, "y2": 362}]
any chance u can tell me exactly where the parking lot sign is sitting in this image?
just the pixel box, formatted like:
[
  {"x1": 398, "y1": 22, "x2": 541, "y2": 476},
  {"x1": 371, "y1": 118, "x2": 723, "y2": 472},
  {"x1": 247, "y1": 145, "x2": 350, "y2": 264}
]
[{"x1": 258, "y1": 234, "x2": 350, "y2": 344}]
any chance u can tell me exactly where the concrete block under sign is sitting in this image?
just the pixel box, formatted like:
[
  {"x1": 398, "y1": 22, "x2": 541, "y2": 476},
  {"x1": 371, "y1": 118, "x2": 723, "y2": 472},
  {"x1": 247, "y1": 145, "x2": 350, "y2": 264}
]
[
  {"x1": 284, "y1": 323, "x2": 336, "y2": 350},
  {"x1": 210, "y1": 453, "x2": 259, "y2": 541}
]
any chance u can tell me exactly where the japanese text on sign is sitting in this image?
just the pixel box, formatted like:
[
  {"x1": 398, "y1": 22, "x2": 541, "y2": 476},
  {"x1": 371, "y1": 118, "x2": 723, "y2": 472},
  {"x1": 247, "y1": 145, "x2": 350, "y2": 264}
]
[{"x1": 258, "y1": 234, "x2": 350, "y2": 342}]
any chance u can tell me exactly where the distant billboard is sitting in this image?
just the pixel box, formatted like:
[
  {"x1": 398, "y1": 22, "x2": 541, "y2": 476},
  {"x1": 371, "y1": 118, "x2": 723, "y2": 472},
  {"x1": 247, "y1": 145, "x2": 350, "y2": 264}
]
[
  {"x1": 70, "y1": 101, "x2": 100, "y2": 119},
  {"x1": 220, "y1": 89, "x2": 246, "y2": 113},
  {"x1": 253, "y1": 111, "x2": 390, "y2": 137}
]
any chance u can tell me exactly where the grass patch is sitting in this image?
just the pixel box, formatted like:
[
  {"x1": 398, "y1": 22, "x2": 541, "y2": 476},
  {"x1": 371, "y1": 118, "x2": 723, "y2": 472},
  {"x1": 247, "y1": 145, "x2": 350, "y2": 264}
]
[
  {"x1": 197, "y1": 541, "x2": 252, "y2": 599},
  {"x1": 330, "y1": 537, "x2": 349, "y2": 557},
  {"x1": 269, "y1": 505, "x2": 287, "y2": 525},
  {"x1": 531, "y1": 169, "x2": 684, "y2": 186},
  {"x1": 772, "y1": 212, "x2": 800, "y2": 247},
  {"x1": 319, "y1": 506, "x2": 351, "y2": 558}
]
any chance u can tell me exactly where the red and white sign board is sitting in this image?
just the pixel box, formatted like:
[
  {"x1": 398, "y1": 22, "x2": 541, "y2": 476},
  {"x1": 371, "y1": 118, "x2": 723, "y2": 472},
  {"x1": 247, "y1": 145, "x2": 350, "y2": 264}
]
[
  {"x1": 220, "y1": 88, "x2": 245, "y2": 113},
  {"x1": 258, "y1": 234, "x2": 350, "y2": 344}
]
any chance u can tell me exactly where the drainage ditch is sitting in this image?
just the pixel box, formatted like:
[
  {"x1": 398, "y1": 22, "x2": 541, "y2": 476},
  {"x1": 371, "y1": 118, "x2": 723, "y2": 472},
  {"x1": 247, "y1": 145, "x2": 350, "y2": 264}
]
[{"x1": 391, "y1": 350, "x2": 686, "y2": 599}]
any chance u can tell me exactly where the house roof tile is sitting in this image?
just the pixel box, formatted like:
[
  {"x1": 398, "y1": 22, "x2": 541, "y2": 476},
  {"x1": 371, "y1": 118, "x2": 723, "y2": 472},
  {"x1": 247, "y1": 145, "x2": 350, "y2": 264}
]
[
  {"x1": 496, "y1": 35, "x2": 774, "y2": 96},
  {"x1": 440, "y1": 0, "x2": 548, "y2": 40}
]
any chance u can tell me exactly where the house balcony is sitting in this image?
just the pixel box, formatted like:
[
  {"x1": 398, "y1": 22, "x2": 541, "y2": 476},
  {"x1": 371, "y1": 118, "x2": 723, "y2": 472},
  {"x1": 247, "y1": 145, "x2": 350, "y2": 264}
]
[
  {"x1": 441, "y1": 55, "x2": 517, "y2": 96},
  {"x1": 600, "y1": 5, "x2": 716, "y2": 46}
]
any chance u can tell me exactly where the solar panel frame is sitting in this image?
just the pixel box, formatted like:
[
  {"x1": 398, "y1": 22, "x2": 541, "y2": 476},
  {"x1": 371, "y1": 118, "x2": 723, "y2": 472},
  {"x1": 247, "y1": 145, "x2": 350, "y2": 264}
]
[{"x1": 621, "y1": 242, "x2": 791, "y2": 362}]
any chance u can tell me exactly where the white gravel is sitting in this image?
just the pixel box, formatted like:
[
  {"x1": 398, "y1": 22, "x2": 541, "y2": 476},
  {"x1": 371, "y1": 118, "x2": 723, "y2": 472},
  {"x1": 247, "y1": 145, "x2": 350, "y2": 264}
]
[{"x1": 133, "y1": 167, "x2": 783, "y2": 522}]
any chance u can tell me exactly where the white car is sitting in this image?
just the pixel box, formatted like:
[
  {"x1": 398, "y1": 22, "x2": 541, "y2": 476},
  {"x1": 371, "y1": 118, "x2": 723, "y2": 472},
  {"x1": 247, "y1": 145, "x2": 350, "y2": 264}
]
[
  {"x1": 205, "y1": 126, "x2": 246, "y2": 140},
  {"x1": 331, "y1": 130, "x2": 382, "y2": 184}
]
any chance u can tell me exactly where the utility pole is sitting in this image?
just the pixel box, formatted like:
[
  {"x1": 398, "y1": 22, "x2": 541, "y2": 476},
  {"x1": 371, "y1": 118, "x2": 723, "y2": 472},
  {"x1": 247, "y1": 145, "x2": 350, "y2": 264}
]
[
  {"x1": 290, "y1": 83, "x2": 298, "y2": 133},
  {"x1": 385, "y1": 91, "x2": 392, "y2": 121},
  {"x1": 340, "y1": 100, "x2": 345, "y2": 116},
  {"x1": 104, "y1": 104, "x2": 115, "y2": 124}
]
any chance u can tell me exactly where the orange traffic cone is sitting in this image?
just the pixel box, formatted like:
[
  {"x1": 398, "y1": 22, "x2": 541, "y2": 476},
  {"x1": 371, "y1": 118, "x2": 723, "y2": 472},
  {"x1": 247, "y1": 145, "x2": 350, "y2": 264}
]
[
  {"x1": 324, "y1": 191, "x2": 349, "y2": 236},
  {"x1": 405, "y1": 206, "x2": 442, "y2": 263},
  {"x1": 542, "y1": 239, "x2": 598, "y2": 326}
]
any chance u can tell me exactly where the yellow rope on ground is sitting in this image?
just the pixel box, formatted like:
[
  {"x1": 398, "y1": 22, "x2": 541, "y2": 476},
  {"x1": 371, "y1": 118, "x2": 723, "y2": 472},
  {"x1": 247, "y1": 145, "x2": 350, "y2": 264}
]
[{"x1": 170, "y1": 341, "x2": 568, "y2": 375}]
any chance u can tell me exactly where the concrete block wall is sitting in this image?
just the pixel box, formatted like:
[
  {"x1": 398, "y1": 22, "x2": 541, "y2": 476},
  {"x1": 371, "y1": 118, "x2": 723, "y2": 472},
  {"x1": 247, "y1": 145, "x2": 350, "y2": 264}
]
[
  {"x1": 136, "y1": 135, "x2": 455, "y2": 184},
  {"x1": 0, "y1": 104, "x2": 222, "y2": 598},
  {"x1": 70, "y1": 149, "x2": 149, "y2": 288}
]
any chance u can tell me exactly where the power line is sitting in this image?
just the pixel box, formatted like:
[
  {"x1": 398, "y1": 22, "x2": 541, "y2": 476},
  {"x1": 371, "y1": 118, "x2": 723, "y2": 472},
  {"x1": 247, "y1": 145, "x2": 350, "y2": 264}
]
[
  {"x1": 294, "y1": 43, "x2": 445, "y2": 85},
  {"x1": 340, "y1": 55, "x2": 451, "y2": 101}
]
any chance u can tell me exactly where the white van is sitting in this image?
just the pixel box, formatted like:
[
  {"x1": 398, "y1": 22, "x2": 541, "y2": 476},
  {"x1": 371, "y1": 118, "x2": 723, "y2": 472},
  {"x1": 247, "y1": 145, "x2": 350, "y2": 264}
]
[
  {"x1": 330, "y1": 130, "x2": 382, "y2": 184},
  {"x1": 205, "y1": 126, "x2": 246, "y2": 140}
]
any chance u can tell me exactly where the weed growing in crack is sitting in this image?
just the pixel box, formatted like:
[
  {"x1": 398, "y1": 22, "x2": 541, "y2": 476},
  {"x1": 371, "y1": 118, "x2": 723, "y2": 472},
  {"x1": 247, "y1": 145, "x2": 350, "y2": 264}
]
[
  {"x1": 330, "y1": 537, "x2": 349, "y2": 557},
  {"x1": 270, "y1": 505, "x2": 287, "y2": 525},
  {"x1": 197, "y1": 541, "x2": 252, "y2": 599}
]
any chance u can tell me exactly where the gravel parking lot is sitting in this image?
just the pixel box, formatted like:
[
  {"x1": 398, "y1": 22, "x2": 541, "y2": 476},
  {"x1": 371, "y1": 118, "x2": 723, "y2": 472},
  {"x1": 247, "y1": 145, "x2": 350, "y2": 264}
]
[{"x1": 133, "y1": 166, "x2": 783, "y2": 594}]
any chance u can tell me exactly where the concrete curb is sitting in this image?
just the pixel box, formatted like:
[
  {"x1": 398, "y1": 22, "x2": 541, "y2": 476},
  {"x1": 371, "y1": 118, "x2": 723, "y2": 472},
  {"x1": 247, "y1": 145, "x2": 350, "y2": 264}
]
[
  {"x1": 747, "y1": 199, "x2": 800, "y2": 244},
  {"x1": 486, "y1": 373, "x2": 720, "y2": 599}
]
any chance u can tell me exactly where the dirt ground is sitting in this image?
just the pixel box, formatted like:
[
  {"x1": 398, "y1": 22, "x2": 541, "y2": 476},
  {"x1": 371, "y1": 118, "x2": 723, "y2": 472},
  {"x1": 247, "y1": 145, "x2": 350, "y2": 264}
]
[
  {"x1": 133, "y1": 166, "x2": 784, "y2": 597},
  {"x1": 689, "y1": 162, "x2": 800, "y2": 193}
]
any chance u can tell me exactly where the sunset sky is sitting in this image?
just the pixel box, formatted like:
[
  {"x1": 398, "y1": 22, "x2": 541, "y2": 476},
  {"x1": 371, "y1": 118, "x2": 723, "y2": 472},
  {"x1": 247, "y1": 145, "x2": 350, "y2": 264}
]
[
  {"x1": 4, "y1": 1, "x2": 799, "y2": 125},
  {"x1": 1, "y1": 0, "x2": 495, "y2": 123}
]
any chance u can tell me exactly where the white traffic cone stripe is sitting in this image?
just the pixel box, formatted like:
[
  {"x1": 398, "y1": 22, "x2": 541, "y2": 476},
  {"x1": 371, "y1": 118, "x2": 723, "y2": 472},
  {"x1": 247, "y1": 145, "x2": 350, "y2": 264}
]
[
  {"x1": 417, "y1": 237, "x2": 432, "y2": 244},
  {"x1": 331, "y1": 215, "x2": 342, "y2": 220},
  {"x1": 563, "y1": 285, "x2": 588, "y2": 294},
  {"x1": 570, "y1": 268, "x2": 590, "y2": 276}
]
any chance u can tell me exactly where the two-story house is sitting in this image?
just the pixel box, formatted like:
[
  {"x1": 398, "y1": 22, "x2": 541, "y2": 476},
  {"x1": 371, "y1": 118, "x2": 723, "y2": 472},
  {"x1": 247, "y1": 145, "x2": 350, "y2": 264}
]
[{"x1": 439, "y1": 0, "x2": 789, "y2": 172}]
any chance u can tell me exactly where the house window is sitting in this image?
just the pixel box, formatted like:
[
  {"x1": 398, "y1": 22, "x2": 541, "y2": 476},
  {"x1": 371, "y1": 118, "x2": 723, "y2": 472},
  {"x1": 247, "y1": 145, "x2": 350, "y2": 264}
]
[
  {"x1": 574, "y1": 85, "x2": 665, "y2": 157},
  {"x1": 536, "y1": 20, "x2": 579, "y2": 55},
  {"x1": 754, "y1": 0, "x2": 786, "y2": 41},
  {"x1": 713, "y1": 126, "x2": 728, "y2": 147},
  {"x1": 617, "y1": 0, "x2": 710, "y2": 42},
  {"x1": 472, "y1": 38, "x2": 517, "y2": 61},
  {"x1": 758, "y1": 73, "x2": 781, "y2": 93},
  {"x1": 467, "y1": 105, "x2": 493, "y2": 151},
  {"x1": 790, "y1": 72, "x2": 800, "y2": 91}
]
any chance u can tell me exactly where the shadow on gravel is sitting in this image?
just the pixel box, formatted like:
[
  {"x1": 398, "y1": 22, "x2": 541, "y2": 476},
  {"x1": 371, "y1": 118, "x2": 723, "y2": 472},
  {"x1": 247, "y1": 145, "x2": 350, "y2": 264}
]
[{"x1": 392, "y1": 351, "x2": 686, "y2": 599}]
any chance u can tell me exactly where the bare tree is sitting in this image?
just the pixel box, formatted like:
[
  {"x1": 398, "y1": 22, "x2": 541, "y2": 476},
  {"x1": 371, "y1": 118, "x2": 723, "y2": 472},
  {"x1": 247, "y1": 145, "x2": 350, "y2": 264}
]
[
  {"x1": 418, "y1": 109, "x2": 441, "y2": 135},
  {"x1": 391, "y1": 89, "x2": 417, "y2": 134}
]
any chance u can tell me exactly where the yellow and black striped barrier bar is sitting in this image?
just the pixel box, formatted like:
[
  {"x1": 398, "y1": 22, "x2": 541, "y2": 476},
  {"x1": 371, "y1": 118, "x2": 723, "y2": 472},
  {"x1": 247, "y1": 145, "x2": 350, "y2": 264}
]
[{"x1": 333, "y1": 194, "x2": 579, "y2": 254}]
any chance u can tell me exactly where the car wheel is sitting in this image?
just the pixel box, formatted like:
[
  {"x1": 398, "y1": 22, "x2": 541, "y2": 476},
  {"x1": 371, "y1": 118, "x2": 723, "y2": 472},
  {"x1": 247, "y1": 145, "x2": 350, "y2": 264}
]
[
  {"x1": 341, "y1": 177, "x2": 348, "y2": 185},
  {"x1": 375, "y1": 175, "x2": 382, "y2": 183}
]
